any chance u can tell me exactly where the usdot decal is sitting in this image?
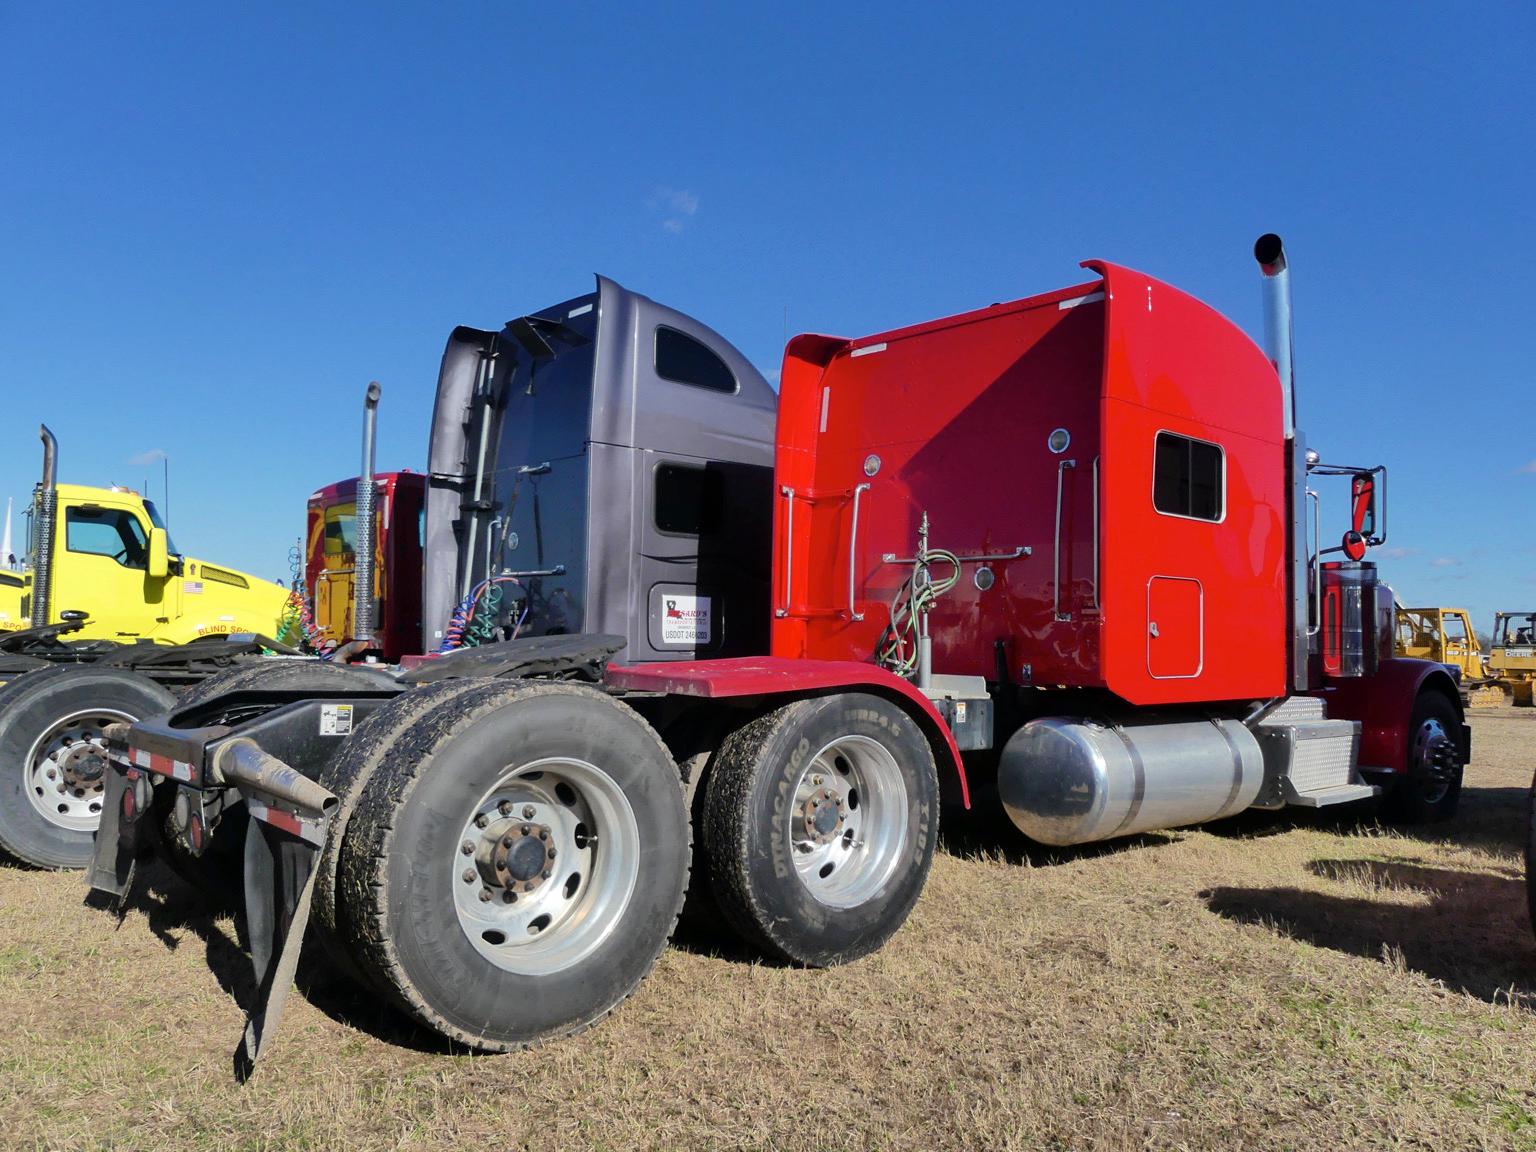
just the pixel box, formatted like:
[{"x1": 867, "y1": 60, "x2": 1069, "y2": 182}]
[
  {"x1": 320, "y1": 704, "x2": 354, "y2": 736},
  {"x1": 661, "y1": 594, "x2": 711, "y2": 645}
]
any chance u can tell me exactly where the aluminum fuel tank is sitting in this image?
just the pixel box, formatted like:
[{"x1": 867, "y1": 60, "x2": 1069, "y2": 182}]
[{"x1": 998, "y1": 716, "x2": 1265, "y2": 846}]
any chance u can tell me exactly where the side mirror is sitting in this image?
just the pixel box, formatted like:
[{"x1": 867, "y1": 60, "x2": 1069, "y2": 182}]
[
  {"x1": 1349, "y1": 473, "x2": 1377, "y2": 540},
  {"x1": 147, "y1": 527, "x2": 169, "y2": 580}
]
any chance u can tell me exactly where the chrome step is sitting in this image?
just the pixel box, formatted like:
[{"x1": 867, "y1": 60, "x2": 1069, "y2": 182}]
[
  {"x1": 1255, "y1": 695, "x2": 1326, "y2": 726},
  {"x1": 1284, "y1": 782, "x2": 1378, "y2": 808},
  {"x1": 1249, "y1": 715, "x2": 1364, "y2": 810}
]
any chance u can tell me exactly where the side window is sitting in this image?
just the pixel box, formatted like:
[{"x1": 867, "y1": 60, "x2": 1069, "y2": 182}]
[
  {"x1": 324, "y1": 504, "x2": 357, "y2": 556},
  {"x1": 654, "y1": 326, "x2": 737, "y2": 394},
  {"x1": 1153, "y1": 432, "x2": 1224, "y2": 522},
  {"x1": 65, "y1": 506, "x2": 149, "y2": 568},
  {"x1": 654, "y1": 463, "x2": 724, "y2": 536}
]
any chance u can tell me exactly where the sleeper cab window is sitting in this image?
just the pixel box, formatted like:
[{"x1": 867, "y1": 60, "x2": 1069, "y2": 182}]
[
  {"x1": 654, "y1": 463, "x2": 724, "y2": 536},
  {"x1": 654, "y1": 326, "x2": 737, "y2": 394},
  {"x1": 1153, "y1": 431, "x2": 1225, "y2": 522}
]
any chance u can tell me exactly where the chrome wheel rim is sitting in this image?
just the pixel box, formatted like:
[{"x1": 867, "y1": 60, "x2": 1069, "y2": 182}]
[
  {"x1": 452, "y1": 757, "x2": 639, "y2": 976},
  {"x1": 1409, "y1": 716, "x2": 1457, "y2": 805},
  {"x1": 24, "y1": 708, "x2": 134, "y2": 832},
  {"x1": 788, "y1": 734, "x2": 909, "y2": 909}
]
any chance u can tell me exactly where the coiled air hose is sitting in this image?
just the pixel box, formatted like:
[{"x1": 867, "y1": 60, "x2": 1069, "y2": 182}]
[
  {"x1": 875, "y1": 547, "x2": 959, "y2": 680},
  {"x1": 438, "y1": 575, "x2": 528, "y2": 653}
]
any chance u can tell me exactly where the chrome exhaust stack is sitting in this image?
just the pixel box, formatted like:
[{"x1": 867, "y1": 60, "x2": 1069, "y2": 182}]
[
  {"x1": 30, "y1": 424, "x2": 58, "y2": 627},
  {"x1": 352, "y1": 382, "x2": 381, "y2": 645},
  {"x1": 1255, "y1": 234, "x2": 1311, "y2": 691},
  {"x1": 1254, "y1": 233, "x2": 1296, "y2": 441}
]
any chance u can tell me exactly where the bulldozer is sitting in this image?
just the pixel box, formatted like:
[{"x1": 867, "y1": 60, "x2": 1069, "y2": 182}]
[
  {"x1": 1394, "y1": 607, "x2": 1504, "y2": 707},
  {"x1": 1489, "y1": 610, "x2": 1536, "y2": 706}
]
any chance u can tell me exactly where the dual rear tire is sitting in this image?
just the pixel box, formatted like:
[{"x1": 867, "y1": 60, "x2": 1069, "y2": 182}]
[
  {"x1": 701, "y1": 692, "x2": 939, "y2": 967},
  {"x1": 315, "y1": 686, "x2": 937, "y2": 1048},
  {"x1": 325, "y1": 680, "x2": 691, "y2": 1051}
]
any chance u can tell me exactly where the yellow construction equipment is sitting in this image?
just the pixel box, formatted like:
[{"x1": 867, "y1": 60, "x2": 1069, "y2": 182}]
[
  {"x1": 1394, "y1": 606, "x2": 1504, "y2": 707},
  {"x1": 1489, "y1": 610, "x2": 1536, "y2": 707}
]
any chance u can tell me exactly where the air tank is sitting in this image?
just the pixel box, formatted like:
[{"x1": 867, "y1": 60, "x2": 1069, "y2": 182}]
[{"x1": 997, "y1": 716, "x2": 1265, "y2": 846}]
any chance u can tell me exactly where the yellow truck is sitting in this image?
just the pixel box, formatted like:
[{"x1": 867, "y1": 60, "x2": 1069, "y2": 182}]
[
  {"x1": 1489, "y1": 611, "x2": 1536, "y2": 706},
  {"x1": 0, "y1": 427, "x2": 290, "y2": 868},
  {"x1": 0, "y1": 482, "x2": 286, "y2": 646},
  {"x1": 1393, "y1": 606, "x2": 1503, "y2": 707}
]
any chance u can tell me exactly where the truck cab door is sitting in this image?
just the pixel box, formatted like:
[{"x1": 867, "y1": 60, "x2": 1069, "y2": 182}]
[
  {"x1": 315, "y1": 501, "x2": 358, "y2": 644},
  {"x1": 52, "y1": 501, "x2": 166, "y2": 637}
]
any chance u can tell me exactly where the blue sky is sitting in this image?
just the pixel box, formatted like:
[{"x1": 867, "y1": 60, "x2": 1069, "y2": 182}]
[{"x1": 2, "y1": 3, "x2": 1532, "y2": 633}]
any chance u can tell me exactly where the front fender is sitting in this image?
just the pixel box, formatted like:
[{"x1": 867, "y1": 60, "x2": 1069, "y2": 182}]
[{"x1": 1309, "y1": 657, "x2": 1464, "y2": 774}]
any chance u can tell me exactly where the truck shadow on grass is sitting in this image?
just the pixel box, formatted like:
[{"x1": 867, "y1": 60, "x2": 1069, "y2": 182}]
[
  {"x1": 113, "y1": 862, "x2": 466, "y2": 1058},
  {"x1": 1203, "y1": 858, "x2": 1536, "y2": 1008}
]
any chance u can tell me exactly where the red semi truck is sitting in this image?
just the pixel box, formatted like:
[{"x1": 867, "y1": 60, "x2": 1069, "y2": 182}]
[
  {"x1": 304, "y1": 470, "x2": 425, "y2": 662},
  {"x1": 89, "y1": 239, "x2": 1465, "y2": 1070}
]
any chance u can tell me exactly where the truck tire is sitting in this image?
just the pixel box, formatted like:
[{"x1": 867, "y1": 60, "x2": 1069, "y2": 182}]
[
  {"x1": 311, "y1": 677, "x2": 491, "y2": 987},
  {"x1": 335, "y1": 680, "x2": 689, "y2": 1051},
  {"x1": 159, "y1": 657, "x2": 392, "y2": 902},
  {"x1": 701, "y1": 692, "x2": 939, "y2": 966},
  {"x1": 172, "y1": 655, "x2": 393, "y2": 717},
  {"x1": 1383, "y1": 690, "x2": 1464, "y2": 823},
  {"x1": 0, "y1": 666, "x2": 175, "y2": 869}
]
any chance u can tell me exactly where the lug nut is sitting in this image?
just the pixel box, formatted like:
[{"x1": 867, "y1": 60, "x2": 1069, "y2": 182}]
[
  {"x1": 475, "y1": 814, "x2": 489, "y2": 829},
  {"x1": 478, "y1": 888, "x2": 493, "y2": 903},
  {"x1": 538, "y1": 829, "x2": 548, "y2": 841},
  {"x1": 547, "y1": 846, "x2": 557, "y2": 859},
  {"x1": 461, "y1": 840, "x2": 474, "y2": 856},
  {"x1": 45, "y1": 769, "x2": 56, "y2": 780},
  {"x1": 503, "y1": 835, "x2": 514, "y2": 848},
  {"x1": 520, "y1": 824, "x2": 531, "y2": 836},
  {"x1": 813, "y1": 775, "x2": 823, "y2": 785},
  {"x1": 498, "y1": 800, "x2": 512, "y2": 816},
  {"x1": 541, "y1": 869, "x2": 551, "y2": 880},
  {"x1": 522, "y1": 805, "x2": 536, "y2": 819},
  {"x1": 462, "y1": 868, "x2": 476, "y2": 883},
  {"x1": 502, "y1": 891, "x2": 516, "y2": 904}
]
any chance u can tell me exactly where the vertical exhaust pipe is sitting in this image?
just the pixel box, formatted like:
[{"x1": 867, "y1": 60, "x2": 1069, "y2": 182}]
[
  {"x1": 352, "y1": 383, "x2": 381, "y2": 645},
  {"x1": 1254, "y1": 233, "x2": 1296, "y2": 440},
  {"x1": 1256, "y1": 234, "x2": 1310, "y2": 690},
  {"x1": 30, "y1": 425, "x2": 58, "y2": 627}
]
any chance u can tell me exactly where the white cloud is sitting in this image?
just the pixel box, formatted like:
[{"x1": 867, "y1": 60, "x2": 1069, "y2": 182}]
[
  {"x1": 1380, "y1": 546, "x2": 1418, "y2": 560},
  {"x1": 128, "y1": 448, "x2": 168, "y2": 466},
  {"x1": 1429, "y1": 557, "x2": 1462, "y2": 568},
  {"x1": 649, "y1": 186, "x2": 700, "y2": 234}
]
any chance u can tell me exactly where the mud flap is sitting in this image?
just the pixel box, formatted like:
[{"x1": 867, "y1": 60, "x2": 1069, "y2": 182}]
[
  {"x1": 233, "y1": 812, "x2": 325, "y2": 1081},
  {"x1": 84, "y1": 763, "x2": 154, "y2": 917}
]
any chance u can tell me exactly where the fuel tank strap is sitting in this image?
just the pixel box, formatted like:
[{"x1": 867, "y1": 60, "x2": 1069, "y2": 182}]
[
  {"x1": 1106, "y1": 724, "x2": 1147, "y2": 837},
  {"x1": 1210, "y1": 718, "x2": 1247, "y2": 813}
]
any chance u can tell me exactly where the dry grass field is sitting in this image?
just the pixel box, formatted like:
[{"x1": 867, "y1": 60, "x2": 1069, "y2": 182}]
[{"x1": 1, "y1": 708, "x2": 1532, "y2": 1151}]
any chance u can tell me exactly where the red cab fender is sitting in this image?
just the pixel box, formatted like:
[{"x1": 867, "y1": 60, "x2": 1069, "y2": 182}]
[
  {"x1": 608, "y1": 657, "x2": 970, "y2": 807},
  {"x1": 1309, "y1": 657, "x2": 1464, "y2": 775}
]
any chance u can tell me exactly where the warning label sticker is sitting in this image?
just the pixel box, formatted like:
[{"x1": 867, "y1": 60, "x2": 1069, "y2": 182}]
[
  {"x1": 319, "y1": 704, "x2": 354, "y2": 736},
  {"x1": 661, "y1": 594, "x2": 711, "y2": 646}
]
